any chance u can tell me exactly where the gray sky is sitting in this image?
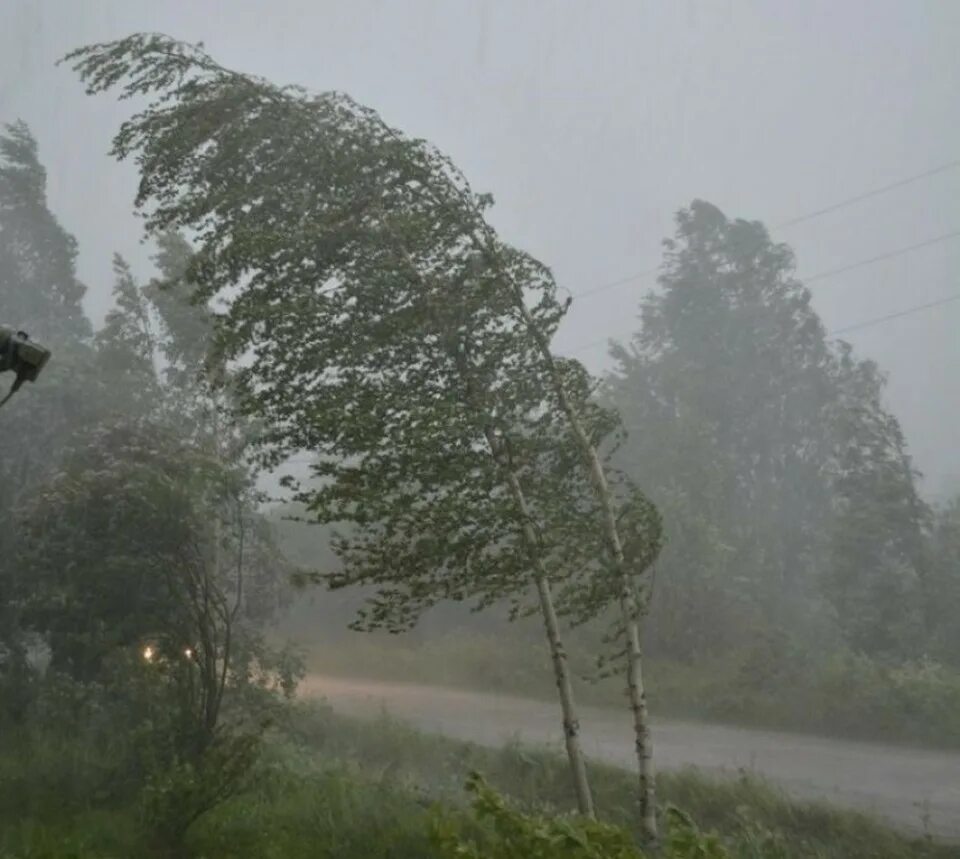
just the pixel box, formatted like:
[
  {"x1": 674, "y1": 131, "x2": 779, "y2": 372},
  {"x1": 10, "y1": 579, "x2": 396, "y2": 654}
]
[{"x1": 2, "y1": 0, "x2": 957, "y2": 495}]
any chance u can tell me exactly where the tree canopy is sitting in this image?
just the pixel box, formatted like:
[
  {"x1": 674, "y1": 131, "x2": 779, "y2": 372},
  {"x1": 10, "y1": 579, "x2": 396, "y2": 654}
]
[{"x1": 607, "y1": 200, "x2": 931, "y2": 662}]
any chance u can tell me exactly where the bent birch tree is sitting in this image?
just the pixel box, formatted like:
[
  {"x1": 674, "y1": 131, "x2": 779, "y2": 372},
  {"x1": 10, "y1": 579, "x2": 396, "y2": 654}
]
[{"x1": 67, "y1": 34, "x2": 663, "y2": 833}]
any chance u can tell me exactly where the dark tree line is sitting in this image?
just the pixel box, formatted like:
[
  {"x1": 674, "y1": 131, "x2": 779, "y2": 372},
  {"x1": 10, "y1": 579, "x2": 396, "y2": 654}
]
[{"x1": 0, "y1": 121, "x2": 298, "y2": 850}]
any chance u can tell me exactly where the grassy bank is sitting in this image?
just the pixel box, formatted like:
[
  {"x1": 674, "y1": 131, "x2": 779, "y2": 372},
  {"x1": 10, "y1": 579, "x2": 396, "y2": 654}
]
[
  {"x1": 300, "y1": 630, "x2": 960, "y2": 748},
  {"x1": 2, "y1": 699, "x2": 952, "y2": 858}
]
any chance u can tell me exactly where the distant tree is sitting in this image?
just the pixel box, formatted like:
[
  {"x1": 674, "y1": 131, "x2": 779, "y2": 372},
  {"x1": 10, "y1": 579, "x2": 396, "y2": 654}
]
[
  {"x1": 0, "y1": 121, "x2": 90, "y2": 345},
  {"x1": 67, "y1": 34, "x2": 664, "y2": 836},
  {"x1": 92, "y1": 254, "x2": 159, "y2": 416},
  {"x1": 926, "y1": 496, "x2": 960, "y2": 665},
  {"x1": 0, "y1": 121, "x2": 97, "y2": 515},
  {"x1": 607, "y1": 201, "x2": 836, "y2": 653},
  {"x1": 606, "y1": 200, "x2": 930, "y2": 663},
  {"x1": 0, "y1": 123, "x2": 98, "y2": 710},
  {"x1": 144, "y1": 231, "x2": 221, "y2": 406},
  {"x1": 824, "y1": 345, "x2": 929, "y2": 657}
]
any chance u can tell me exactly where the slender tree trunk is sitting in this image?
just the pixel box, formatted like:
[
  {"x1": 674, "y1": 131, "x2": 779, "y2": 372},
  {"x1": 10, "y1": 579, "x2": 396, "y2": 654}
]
[
  {"x1": 619, "y1": 586, "x2": 657, "y2": 840},
  {"x1": 534, "y1": 573, "x2": 595, "y2": 818},
  {"x1": 498, "y1": 454, "x2": 595, "y2": 819},
  {"x1": 573, "y1": 424, "x2": 657, "y2": 842},
  {"x1": 489, "y1": 261, "x2": 659, "y2": 843},
  {"x1": 379, "y1": 223, "x2": 596, "y2": 818}
]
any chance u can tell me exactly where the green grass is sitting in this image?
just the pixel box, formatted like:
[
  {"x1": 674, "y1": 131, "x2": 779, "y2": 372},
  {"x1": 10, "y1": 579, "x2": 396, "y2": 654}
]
[
  {"x1": 277, "y1": 701, "x2": 956, "y2": 859},
  {"x1": 0, "y1": 702, "x2": 955, "y2": 858}
]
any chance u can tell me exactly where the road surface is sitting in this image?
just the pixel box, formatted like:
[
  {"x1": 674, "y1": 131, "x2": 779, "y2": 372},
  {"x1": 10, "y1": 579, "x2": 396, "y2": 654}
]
[{"x1": 302, "y1": 674, "x2": 960, "y2": 840}]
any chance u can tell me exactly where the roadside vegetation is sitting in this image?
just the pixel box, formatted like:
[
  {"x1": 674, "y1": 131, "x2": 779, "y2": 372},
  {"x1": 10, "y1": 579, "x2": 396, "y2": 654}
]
[{"x1": 0, "y1": 700, "x2": 952, "y2": 859}]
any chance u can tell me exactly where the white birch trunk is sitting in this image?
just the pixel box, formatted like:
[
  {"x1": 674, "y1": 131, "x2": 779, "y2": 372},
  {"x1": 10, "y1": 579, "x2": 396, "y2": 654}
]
[
  {"x1": 499, "y1": 456, "x2": 596, "y2": 819},
  {"x1": 379, "y1": 228, "x2": 596, "y2": 818},
  {"x1": 497, "y1": 273, "x2": 659, "y2": 843}
]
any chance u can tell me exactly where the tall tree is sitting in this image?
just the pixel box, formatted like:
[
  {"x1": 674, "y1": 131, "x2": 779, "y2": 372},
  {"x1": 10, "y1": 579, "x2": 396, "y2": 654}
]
[
  {"x1": 67, "y1": 34, "x2": 664, "y2": 835},
  {"x1": 606, "y1": 200, "x2": 930, "y2": 664},
  {"x1": 608, "y1": 201, "x2": 836, "y2": 652},
  {"x1": 92, "y1": 253, "x2": 159, "y2": 416},
  {"x1": 0, "y1": 121, "x2": 90, "y2": 345},
  {"x1": 926, "y1": 496, "x2": 960, "y2": 665},
  {"x1": 825, "y1": 345, "x2": 929, "y2": 657},
  {"x1": 0, "y1": 124, "x2": 98, "y2": 701}
]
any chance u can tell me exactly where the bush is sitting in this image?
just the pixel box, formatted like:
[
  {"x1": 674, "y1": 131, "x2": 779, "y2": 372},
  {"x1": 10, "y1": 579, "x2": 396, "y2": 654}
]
[
  {"x1": 431, "y1": 772, "x2": 646, "y2": 859},
  {"x1": 431, "y1": 774, "x2": 802, "y2": 859}
]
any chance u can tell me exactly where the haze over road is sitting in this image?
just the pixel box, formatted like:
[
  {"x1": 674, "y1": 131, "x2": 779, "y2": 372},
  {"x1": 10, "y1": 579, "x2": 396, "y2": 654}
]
[{"x1": 303, "y1": 675, "x2": 960, "y2": 840}]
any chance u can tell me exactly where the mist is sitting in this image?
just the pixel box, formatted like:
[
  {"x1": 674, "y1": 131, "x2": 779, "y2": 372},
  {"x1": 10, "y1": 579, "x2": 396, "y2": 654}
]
[{"x1": 1, "y1": 2, "x2": 959, "y2": 856}]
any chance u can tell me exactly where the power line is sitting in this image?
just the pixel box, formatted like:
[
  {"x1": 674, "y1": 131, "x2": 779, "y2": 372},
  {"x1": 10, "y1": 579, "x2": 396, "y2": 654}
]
[
  {"x1": 776, "y1": 158, "x2": 960, "y2": 229},
  {"x1": 804, "y1": 230, "x2": 960, "y2": 284},
  {"x1": 563, "y1": 228, "x2": 960, "y2": 355},
  {"x1": 564, "y1": 290, "x2": 960, "y2": 357},
  {"x1": 830, "y1": 292, "x2": 960, "y2": 336},
  {"x1": 574, "y1": 267, "x2": 660, "y2": 299},
  {"x1": 569, "y1": 157, "x2": 960, "y2": 300}
]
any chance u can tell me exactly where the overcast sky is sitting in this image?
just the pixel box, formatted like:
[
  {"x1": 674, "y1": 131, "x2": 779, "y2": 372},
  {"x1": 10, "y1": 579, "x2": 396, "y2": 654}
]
[{"x1": 1, "y1": 0, "x2": 957, "y2": 495}]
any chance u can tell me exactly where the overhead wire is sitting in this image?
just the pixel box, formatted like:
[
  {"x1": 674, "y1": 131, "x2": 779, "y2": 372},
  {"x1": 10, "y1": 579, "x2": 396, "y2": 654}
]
[
  {"x1": 278, "y1": 160, "x2": 960, "y2": 467},
  {"x1": 830, "y1": 292, "x2": 960, "y2": 336},
  {"x1": 776, "y1": 158, "x2": 960, "y2": 229},
  {"x1": 564, "y1": 229, "x2": 960, "y2": 356},
  {"x1": 569, "y1": 157, "x2": 960, "y2": 299},
  {"x1": 564, "y1": 292, "x2": 960, "y2": 357},
  {"x1": 803, "y1": 230, "x2": 960, "y2": 284}
]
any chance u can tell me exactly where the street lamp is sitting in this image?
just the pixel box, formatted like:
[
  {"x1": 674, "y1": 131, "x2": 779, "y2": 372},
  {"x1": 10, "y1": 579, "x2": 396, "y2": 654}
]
[{"x1": 0, "y1": 327, "x2": 51, "y2": 409}]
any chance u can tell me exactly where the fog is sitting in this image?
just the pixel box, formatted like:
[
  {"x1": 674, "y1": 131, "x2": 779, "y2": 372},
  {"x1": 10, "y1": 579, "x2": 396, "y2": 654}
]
[
  {"x1": 3, "y1": 0, "x2": 958, "y2": 494},
  {"x1": 2, "y1": 3, "x2": 960, "y2": 853}
]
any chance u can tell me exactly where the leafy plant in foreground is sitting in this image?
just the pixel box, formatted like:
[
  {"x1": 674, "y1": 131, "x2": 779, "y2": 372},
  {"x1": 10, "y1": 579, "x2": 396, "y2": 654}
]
[{"x1": 431, "y1": 773, "x2": 739, "y2": 859}]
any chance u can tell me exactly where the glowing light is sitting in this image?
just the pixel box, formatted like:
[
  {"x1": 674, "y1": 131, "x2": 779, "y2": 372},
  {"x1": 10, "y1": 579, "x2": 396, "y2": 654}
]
[
  {"x1": 143, "y1": 645, "x2": 155, "y2": 662},
  {"x1": 184, "y1": 648, "x2": 193, "y2": 659}
]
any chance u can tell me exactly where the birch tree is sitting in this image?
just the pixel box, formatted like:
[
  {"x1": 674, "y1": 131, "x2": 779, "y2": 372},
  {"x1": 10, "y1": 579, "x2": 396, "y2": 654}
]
[{"x1": 67, "y1": 34, "x2": 663, "y2": 834}]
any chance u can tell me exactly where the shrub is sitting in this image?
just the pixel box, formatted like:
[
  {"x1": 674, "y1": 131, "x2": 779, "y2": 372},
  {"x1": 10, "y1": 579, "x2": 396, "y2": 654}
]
[{"x1": 431, "y1": 771, "x2": 646, "y2": 858}]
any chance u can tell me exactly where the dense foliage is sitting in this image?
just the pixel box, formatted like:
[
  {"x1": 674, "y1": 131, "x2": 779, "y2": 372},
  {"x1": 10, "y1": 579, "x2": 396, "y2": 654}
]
[{"x1": 0, "y1": 120, "x2": 299, "y2": 851}]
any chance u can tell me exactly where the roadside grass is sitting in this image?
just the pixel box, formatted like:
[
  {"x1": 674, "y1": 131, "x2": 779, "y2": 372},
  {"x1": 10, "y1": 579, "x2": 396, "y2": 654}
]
[
  {"x1": 0, "y1": 701, "x2": 954, "y2": 858},
  {"x1": 299, "y1": 630, "x2": 960, "y2": 749},
  {"x1": 279, "y1": 701, "x2": 955, "y2": 859}
]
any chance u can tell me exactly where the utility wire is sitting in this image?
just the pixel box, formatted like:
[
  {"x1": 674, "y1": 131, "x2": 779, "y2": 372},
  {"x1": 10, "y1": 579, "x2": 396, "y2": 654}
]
[
  {"x1": 830, "y1": 292, "x2": 960, "y2": 336},
  {"x1": 804, "y1": 230, "x2": 960, "y2": 284},
  {"x1": 776, "y1": 158, "x2": 960, "y2": 229},
  {"x1": 574, "y1": 267, "x2": 660, "y2": 299},
  {"x1": 564, "y1": 290, "x2": 960, "y2": 357},
  {"x1": 564, "y1": 228, "x2": 960, "y2": 355},
  {"x1": 570, "y1": 157, "x2": 960, "y2": 299}
]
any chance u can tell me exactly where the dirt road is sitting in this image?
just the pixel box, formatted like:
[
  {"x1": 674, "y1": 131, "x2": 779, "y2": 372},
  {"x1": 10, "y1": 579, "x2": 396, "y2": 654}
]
[{"x1": 302, "y1": 674, "x2": 960, "y2": 839}]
